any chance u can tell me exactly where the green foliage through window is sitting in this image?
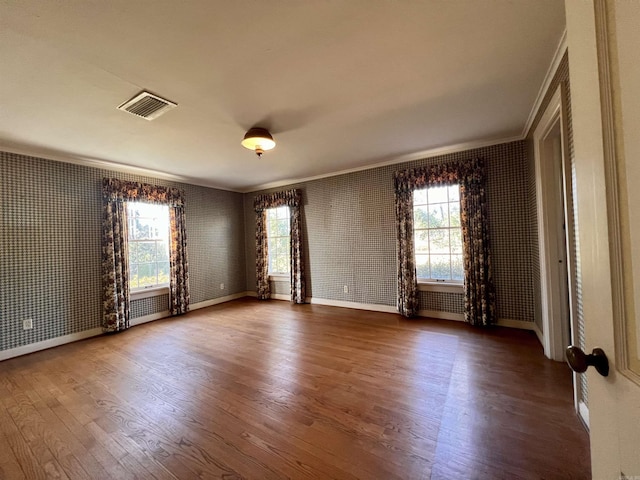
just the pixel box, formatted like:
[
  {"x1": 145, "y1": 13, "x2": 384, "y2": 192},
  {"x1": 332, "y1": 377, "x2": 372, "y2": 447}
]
[
  {"x1": 413, "y1": 185, "x2": 463, "y2": 281},
  {"x1": 127, "y1": 202, "x2": 170, "y2": 289}
]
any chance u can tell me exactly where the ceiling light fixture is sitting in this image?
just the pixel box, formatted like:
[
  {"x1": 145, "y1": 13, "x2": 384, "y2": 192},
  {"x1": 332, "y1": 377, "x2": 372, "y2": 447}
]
[{"x1": 241, "y1": 127, "x2": 275, "y2": 158}]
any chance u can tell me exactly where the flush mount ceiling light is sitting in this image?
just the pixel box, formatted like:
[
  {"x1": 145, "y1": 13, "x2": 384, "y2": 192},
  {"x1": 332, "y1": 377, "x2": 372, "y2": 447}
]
[{"x1": 241, "y1": 127, "x2": 275, "y2": 158}]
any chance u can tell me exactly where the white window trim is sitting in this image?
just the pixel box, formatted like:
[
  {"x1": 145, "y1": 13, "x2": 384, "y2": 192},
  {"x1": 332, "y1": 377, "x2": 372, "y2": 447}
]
[
  {"x1": 130, "y1": 285, "x2": 170, "y2": 300},
  {"x1": 417, "y1": 281, "x2": 464, "y2": 294},
  {"x1": 268, "y1": 273, "x2": 289, "y2": 282}
]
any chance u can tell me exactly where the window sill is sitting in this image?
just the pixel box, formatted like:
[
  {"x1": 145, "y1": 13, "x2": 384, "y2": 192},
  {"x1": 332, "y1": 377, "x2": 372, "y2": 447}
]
[
  {"x1": 268, "y1": 274, "x2": 289, "y2": 282},
  {"x1": 418, "y1": 282, "x2": 464, "y2": 294},
  {"x1": 131, "y1": 285, "x2": 170, "y2": 300}
]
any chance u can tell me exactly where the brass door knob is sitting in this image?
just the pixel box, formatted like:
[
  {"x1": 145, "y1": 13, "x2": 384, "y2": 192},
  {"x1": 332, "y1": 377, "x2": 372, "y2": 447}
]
[{"x1": 566, "y1": 346, "x2": 609, "y2": 377}]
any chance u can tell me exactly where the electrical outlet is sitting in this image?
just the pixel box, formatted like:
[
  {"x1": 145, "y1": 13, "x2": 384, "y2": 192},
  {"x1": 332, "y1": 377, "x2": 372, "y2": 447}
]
[
  {"x1": 23, "y1": 319, "x2": 33, "y2": 330},
  {"x1": 343, "y1": 285, "x2": 349, "y2": 294},
  {"x1": 220, "y1": 283, "x2": 225, "y2": 290}
]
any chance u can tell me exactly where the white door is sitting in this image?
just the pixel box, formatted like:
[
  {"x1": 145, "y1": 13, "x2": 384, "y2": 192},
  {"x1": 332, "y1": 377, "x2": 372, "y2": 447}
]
[{"x1": 566, "y1": 1, "x2": 640, "y2": 478}]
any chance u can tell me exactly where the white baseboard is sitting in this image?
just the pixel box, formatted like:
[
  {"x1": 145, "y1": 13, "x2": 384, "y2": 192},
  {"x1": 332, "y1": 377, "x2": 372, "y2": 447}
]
[
  {"x1": 0, "y1": 327, "x2": 103, "y2": 362},
  {"x1": 248, "y1": 292, "x2": 539, "y2": 332},
  {"x1": 497, "y1": 318, "x2": 544, "y2": 345},
  {"x1": 256, "y1": 293, "x2": 398, "y2": 312},
  {"x1": 243, "y1": 291, "x2": 287, "y2": 300},
  {"x1": 0, "y1": 293, "x2": 545, "y2": 362},
  {"x1": 307, "y1": 297, "x2": 398, "y2": 313},
  {"x1": 0, "y1": 292, "x2": 251, "y2": 362},
  {"x1": 190, "y1": 292, "x2": 250, "y2": 310},
  {"x1": 496, "y1": 317, "x2": 540, "y2": 331},
  {"x1": 418, "y1": 309, "x2": 465, "y2": 321},
  {"x1": 418, "y1": 312, "x2": 542, "y2": 334},
  {"x1": 130, "y1": 310, "x2": 170, "y2": 327}
]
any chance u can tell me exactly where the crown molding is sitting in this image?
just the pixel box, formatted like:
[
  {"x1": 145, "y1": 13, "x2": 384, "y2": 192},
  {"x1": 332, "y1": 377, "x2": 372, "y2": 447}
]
[
  {"x1": 242, "y1": 134, "x2": 523, "y2": 193},
  {"x1": 0, "y1": 143, "x2": 243, "y2": 193}
]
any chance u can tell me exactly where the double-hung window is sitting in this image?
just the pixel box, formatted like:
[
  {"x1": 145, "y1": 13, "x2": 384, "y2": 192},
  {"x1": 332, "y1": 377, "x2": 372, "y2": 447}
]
[
  {"x1": 413, "y1": 185, "x2": 463, "y2": 283},
  {"x1": 127, "y1": 202, "x2": 170, "y2": 290},
  {"x1": 266, "y1": 206, "x2": 290, "y2": 275}
]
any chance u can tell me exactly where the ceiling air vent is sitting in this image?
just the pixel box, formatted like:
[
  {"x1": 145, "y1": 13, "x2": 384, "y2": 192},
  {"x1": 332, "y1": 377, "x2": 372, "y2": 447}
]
[{"x1": 117, "y1": 91, "x2": 177, "y2": 120}]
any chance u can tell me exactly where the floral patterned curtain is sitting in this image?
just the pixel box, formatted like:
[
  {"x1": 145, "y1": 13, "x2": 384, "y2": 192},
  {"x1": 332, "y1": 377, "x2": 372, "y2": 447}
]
[
  {"x1": 102, "y1": 178, "x2": 190, "y2": 332},
  {"x1": 393, "y1": 158, "x2": 495, "y2": 325},
  {"x1": 169, "y1": 206, "x2": 190, "y2": 315},
  {"x1": 459, "y1": 165, "x2": 495, "y2": 326},
  {"x1": 394, "y1": 188, "x2": 419, "y2": 317},
  {"x1": 254, "y1": 189, "x2": 306, "y2": 304},
  {"x1": 102, "y1": 197, "x2": 130, "y2": 332}
]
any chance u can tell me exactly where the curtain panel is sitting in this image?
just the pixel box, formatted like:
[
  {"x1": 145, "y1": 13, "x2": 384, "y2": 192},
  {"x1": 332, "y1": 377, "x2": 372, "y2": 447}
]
[
  {"x1": 393, "y1": 158, "x2": 496, "y2": 325},
  {"x1": 101, "y1": 178, "x2": 190, "y2": 332},
  {"x1": 253, "y1": 189, "x2": 306, "y2": 304}
]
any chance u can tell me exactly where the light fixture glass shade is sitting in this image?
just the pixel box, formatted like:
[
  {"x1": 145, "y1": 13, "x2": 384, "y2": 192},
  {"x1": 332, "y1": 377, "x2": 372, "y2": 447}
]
[{"x1": 241, "y1": 127, "x2": 275, "y2": 154}]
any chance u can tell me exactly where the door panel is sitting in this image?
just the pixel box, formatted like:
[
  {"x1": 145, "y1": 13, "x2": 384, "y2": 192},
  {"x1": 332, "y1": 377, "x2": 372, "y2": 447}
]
[{"x1": 565, "y1": 0, "x2": 640, "y2": 477}]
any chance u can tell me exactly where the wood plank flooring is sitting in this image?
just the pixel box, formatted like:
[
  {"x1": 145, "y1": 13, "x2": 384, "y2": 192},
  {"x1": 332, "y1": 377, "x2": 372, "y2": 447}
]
[{"x1": 0, "y1": 298, "x2": 590, "y2": 479}]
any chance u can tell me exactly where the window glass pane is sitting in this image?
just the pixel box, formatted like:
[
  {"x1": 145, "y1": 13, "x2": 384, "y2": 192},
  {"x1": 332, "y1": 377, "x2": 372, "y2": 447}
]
[
  {"x1": 429, "y1": 229, "x2": 449, "y2": 254},
  {"x1": 451, "y1": 255, "x2": 464, "y2": 281},
  {"x1": 430, "y1": 254, "x2": 451, "y2": 280},
  {"x1": 137, "y1": 242, "x2": 155, "y2": 263},
  {"x1": 268, "y1": 216, "x2": 280, "y2": 237},
  {"x1": 276, "y1": 219, "x2": 289, "y2": 237},
  {"x1": 428, "y1": 186, "x2": 448, "y2": 204},
  {"x1": 448, "y1": 185, "x2": 460, "y2": 202},
  {"x1": 157, "y1": 241, "x2": 170, "y2": 262},
  {"x1": 428, "y1": 204, "x2": 447, "y2": 228},
  {"x1": 450, "y1": 229, "x2": 463, "y2": 254},
  {"x1": 414, "y1": 230, "x2": 429, "y2": 253},
  {"x1": 158, "y1": 262, "x2": 170, "y2": 284},
  {"x1": 137, "y1": 263, "x2": 157, "y2": 287},
  {"x1": 275, "y1": 236, "x2": 289, "y2": 252},
  {"x1": 273, "y1": 254, "x2": 289, "y2": 274},
  {"x1": 414, "y1": 206, "x2": 429, "y2": 229},
  {"x1": 414, "y1": 189, "x2": 428, "y2": 205},
  {"x1": 128, "y1": 216, "x2": 137, "y2": 239},
  {"x1": 416, "y1": 254, "x2": 430, "y2": 279},
  {"x1": 130, "y1": 265, "x2": 138, "y2": 289},
  {"x1": 450, "y1": 203, "x2": 461, "y2": 227},
  {"x1": 276, "y1": 206, "x2": 289, "y2": 219}
]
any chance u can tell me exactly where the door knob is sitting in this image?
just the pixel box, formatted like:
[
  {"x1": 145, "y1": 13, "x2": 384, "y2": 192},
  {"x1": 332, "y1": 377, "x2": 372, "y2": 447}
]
[{"x1": 566, "y1": 346, "x2": 609, "y2": 377}]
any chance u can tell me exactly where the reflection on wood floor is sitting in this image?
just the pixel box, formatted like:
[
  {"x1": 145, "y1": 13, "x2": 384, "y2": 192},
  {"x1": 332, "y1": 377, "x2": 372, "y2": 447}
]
[{"x1": 0, "y1": 298, "x2": 590, "y2": 479}]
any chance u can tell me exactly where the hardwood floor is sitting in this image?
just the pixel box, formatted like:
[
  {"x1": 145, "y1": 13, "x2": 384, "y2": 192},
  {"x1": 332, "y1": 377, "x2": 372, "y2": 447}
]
[{"x1": 0, "y1": 298, "x2": 590, "y2": 479}]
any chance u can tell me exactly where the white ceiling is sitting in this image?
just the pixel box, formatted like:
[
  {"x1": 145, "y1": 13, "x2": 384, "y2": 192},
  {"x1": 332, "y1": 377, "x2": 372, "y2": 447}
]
[{"x1": 0, "y1": 1, "x2": 565, "y2": 192}]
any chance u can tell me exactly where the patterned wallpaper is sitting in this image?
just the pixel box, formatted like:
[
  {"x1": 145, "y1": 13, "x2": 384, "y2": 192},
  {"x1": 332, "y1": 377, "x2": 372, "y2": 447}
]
[
  {"x1": 0, "y1": 151, "x2": 246, "y2": 352},
  {"x1": 245, "y1": 140, "x2": 534, "y2": 322}
]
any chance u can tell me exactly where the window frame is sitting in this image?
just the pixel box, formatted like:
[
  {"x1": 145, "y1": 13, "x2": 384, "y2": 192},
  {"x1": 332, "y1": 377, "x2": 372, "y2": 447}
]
[
  {"x1": 413, "y1": 184, "x2": 464, "y2": 288},
  {"x1": 126, "y1": 201, "x2": 171, "y2": 293},
  {"x1": 265, "y1": 205, "x2": 291, "y2": 277}
]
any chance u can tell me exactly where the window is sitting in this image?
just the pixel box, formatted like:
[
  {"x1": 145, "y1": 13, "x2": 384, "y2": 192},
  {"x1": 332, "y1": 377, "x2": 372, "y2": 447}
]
[
  {"x1": 413, "y1": 185, "x2": 463, "y2": 282},
  {"x1": 266, "y1": 206, "x2": 290, "y2": 275},
  {"x1": 127, "y1": 202, "x2": 170, "y2": 290}
]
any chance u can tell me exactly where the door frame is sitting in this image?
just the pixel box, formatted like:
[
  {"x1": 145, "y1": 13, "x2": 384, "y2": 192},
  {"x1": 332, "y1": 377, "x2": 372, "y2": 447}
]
[{"x1": 533, "y1": 85, "x2": 578, "y2": 363}]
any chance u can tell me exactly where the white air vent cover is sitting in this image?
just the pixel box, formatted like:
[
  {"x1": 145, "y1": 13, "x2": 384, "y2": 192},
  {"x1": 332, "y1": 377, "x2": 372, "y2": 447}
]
[{"x1": 117, "y1": 91, "x2": 177, "y2": 120}]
